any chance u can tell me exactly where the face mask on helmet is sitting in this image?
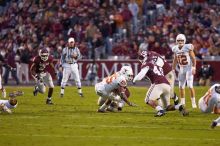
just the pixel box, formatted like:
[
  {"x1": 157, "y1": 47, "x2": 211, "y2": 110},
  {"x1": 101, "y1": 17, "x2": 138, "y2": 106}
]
[
  {"x1": 9, "y1": 98, "x2": 17, "y2": 106},
  {"x1": 176, "y1": 34, "x2": 186, "y2": 47},
  {"x1": 39, "y1": 49, "x2": 49, "y2": 61},
  {"x1": 138, "y1": 51, "x2": 148, "y2": 64},
  {"x1": 120, "y1": 66, "x2": 134, "y2": 81},
  {"x1": 215, "y1": 85, "x2": 220, "y2": 94}
]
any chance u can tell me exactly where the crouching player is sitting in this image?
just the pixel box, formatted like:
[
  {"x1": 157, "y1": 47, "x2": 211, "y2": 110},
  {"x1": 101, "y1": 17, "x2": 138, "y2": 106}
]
[
  {"x1": 0, "y1": 91, "x2": 23, "y2": 114},
  {"x1": 95, "y1": 66, "x2": 136, "y2": 112},
  {"x1": 198, "y1": 84, "x2": 220, "y2": 114},
  {"x1": 30, "y1": 49, "x2": 56, "y2": 105}
]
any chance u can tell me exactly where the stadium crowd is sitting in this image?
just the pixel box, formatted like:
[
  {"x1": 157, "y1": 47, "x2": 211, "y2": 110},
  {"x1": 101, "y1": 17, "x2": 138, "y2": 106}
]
[{"x1": 0, "y1": 0, "x2": 220, "y2": 61}]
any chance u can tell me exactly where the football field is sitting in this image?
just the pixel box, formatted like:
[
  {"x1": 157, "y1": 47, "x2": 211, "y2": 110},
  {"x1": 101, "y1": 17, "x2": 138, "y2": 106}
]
[{"x1": 0, "y1": 86, "x2": 220, "y2": 146}]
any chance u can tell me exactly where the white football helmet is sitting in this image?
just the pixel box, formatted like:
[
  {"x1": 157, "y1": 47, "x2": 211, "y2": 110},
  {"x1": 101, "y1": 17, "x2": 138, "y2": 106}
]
[
  {"x1": 119, "y1": 66, "x2": 134, "y2": 81},
  {"x1": 176, "y1": 34, "x2": 186, "y2": 47},
  {"x1": 39, "y1": 49, "x2": 49, "y2": 61}
]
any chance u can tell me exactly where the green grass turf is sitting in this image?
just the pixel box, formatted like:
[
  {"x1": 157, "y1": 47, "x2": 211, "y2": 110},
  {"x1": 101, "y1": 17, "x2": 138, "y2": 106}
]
[{"x1": 0, "y1": 86, "x2": 220, "y2": 146}]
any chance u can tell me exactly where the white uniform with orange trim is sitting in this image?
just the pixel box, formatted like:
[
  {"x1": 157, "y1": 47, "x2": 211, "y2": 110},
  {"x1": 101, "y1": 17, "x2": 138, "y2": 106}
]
[
  {"x1": 172, "y1": 44, "x2": 194, "y2": 88},
  {"x1": 0, "y1": 100, "x2": 17, "y2": 113},
  {"x1": 198, "y1": 84, "x2": 220, "y2": 113},
  {"x1": 95, "y1": 72, "x2": 127, "y2": 102}
]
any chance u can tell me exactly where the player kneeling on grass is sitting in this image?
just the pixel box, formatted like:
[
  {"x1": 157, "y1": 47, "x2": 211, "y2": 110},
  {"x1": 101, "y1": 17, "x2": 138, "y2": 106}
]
[
  {"x1": 96, "y1": 66, "x2": 137, "y2": 112},
  {"x1": 97, "y1": 87, "x2": 131, "y2": 111},
  {"x1": 30, "y1": 49, "x2": 56, "y2": 105},
  {"x1": 0, "y1": 91, "x2": 23, "y2": 114},
  {"x1": 197, "y1": 84, "x2": 220, "y2": 129},
  {"x1": 198, "y1": 84, "x2": 220, "y2": 114}
]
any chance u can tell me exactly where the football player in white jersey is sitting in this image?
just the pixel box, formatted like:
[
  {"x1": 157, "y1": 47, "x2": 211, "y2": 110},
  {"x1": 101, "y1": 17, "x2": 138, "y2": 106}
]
[
  {"x1": 172, "y1": 34, "x2": 197, "y2": 108},
  {"x1": 198, "y1": 84, "x2": 220, "y2": 114},
  {"x1": 95, "y1": 66, "x2": 136, "y2": 112},
  {"x1": 0, "y1": 91, "x2": 23, "y2": 114}
]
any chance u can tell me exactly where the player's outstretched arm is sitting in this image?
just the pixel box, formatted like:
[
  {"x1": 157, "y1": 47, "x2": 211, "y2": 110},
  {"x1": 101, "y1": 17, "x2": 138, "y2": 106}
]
[{"x1": 133, "y1": 66, "x2": 149, "y2": 83}]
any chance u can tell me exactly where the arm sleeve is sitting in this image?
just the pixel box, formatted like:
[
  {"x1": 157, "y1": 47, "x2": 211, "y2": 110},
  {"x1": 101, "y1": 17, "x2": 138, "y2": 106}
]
[
  {"x1": 60, "y1": 48, "x2": 65, "y2": 64},
  {"x1": 76, "y1": 47, "x2": 82, "y2": 60},
  {"x1": 133, "y1": 66, "x2": 149, "y2": 82}
]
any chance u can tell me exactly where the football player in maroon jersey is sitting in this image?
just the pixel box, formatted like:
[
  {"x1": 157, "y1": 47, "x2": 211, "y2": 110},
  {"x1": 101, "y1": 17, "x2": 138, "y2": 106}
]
[
  {"x1": 133, "y1": 51, "x2": 188, "y2": 117},
  {"x1": 144, "y1": 50, "x2": 179, "y2": 105},
  {"x1": 30, "y1": 49, "x2": 56, "y2": 105}
]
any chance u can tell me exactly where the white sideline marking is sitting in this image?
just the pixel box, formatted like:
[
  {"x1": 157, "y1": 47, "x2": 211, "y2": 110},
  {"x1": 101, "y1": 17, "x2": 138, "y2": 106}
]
[
  {"x1": 24, "y1": 123, "x2": 161, "y2": 129},
  {"x1": 0, "y1": 133, "x2": 219, "y2": 141},
  {"x1": 22, "y1": 123, "x2": 211, "y2": 131}
]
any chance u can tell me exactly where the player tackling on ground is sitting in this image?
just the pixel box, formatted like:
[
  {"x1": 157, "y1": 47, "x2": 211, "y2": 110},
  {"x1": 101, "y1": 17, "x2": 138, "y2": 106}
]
[
  {"x1": 30, "y1": 49, "x2": 56, "y2": 105},
  {"x1": 0, "y1": 91, "x2": 23, "y2": 114},
  {"x1": 172, "y1": 34, "x2": 197, "y2": 108},
  {"x1": 95, "y1": 65, "x2": 136, "y2": 112}
]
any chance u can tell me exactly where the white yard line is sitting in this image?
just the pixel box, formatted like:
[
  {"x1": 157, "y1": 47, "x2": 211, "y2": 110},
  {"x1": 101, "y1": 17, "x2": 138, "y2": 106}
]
[{"x1": 0, "y1": 133, "x2": 219, "y2": 141}]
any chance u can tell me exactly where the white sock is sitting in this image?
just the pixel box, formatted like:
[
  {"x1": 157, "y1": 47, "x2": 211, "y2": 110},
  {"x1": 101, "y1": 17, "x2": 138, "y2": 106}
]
[
  {"x1": 155, "y1": 106, "x2": 163, "y2": 111},
  {"x1": 61, "y1": 88, "x2": 64, "y2": 94},
  {"x1": 174, "y1": 104, "x2": 181, "y2": 110},
  {"x1": 181, "y1": 98, "x2": 185, "y2": 105},
  {"x1": 78, "y1": 88, "x2": 82, "y2": 94},
  {"x1": 191, "y1": 97, "x2": 196, "y2": 104},
  {"x1": 100, "y1": 103, "x2": 107, "y2": 111}
]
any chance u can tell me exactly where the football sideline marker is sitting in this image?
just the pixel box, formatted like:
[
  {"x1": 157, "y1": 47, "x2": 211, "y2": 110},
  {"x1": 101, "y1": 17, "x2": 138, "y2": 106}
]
[{"x1": 0, "y1": 133, "x2": 219, "y2": 141}]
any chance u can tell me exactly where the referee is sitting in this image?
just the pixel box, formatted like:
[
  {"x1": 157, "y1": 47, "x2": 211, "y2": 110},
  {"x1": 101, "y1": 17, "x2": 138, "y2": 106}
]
[{"x1": 60, "y1": 37, "x2": 83, "y2": 97}]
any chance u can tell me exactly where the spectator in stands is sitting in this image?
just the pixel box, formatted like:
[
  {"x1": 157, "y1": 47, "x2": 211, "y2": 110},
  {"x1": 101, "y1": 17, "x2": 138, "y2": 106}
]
[
  {"x1": 198, "y1": 62, "x2": 214, "y2": 86},
  {"x1": 128, "y1": 0, "x2": 139, "y2": 34},
  {"x1": 139, "y1": 36, "x2": 148, "y2": 51},
  {"x1": 0, "y1": 0, "x2": 219, "y2": 61},
  {"x1": 3, "y1": 48, "x2": 19, "y2": 85},
  {"x1": 18, "y1": 45, "x2": 32, "y2": 84}
]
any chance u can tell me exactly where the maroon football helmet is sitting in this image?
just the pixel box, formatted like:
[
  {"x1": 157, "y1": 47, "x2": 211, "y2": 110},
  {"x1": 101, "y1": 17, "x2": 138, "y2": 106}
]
[{"x1": 39, "y1": 49, "x2": 49, "y2": 61}]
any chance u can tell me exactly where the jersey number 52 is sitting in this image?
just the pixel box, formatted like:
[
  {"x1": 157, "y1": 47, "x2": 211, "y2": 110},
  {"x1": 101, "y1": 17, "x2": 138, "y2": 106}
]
[{"x1": 177, "y1": 55, "x2": 188, "y2": 65}]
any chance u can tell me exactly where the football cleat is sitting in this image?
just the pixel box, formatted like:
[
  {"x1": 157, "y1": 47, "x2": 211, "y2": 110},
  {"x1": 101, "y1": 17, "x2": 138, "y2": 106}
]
[
  {"x1": 179, "y1": 105, "x2": 189, "y2": 116},
  {"x1": 117, "y1": 107, "x2": 122, "y2": 111},
  {"x1": 97, "y1": 109, "x2": 105, "y2": 113},
  {"x1": 60, "y1": 93, "x2": 64, "y2": 98},
  {"x1": 79, "y1": 93, "x2": 84, "y2": 97},
  {"x1": 154, "y1": 110, "x2": 165, "y2": 117},
  {"x1": 211, "y1": 121, "x2": 217, "y2": 129},
  {"x1": 46, "y1": 99, "x2": 53, "y2": 105}
]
